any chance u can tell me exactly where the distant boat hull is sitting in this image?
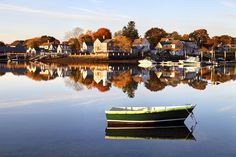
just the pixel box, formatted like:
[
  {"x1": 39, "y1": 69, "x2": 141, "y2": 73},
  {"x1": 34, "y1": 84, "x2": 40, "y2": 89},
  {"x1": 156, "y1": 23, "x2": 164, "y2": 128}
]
[{"x1": 106, "y1": 105, "x2": 195, "y2": 127}]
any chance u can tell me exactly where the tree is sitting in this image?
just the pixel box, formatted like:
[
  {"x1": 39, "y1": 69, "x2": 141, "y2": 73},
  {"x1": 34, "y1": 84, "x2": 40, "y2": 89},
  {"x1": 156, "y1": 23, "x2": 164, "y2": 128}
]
[
  {"x1": 145, "y1": 27, "x2": 167, "y2": 48},
  {"x1": 113, "y1": 36, "x2": 132, "y2": 52},
  {"x1": 168, "y1": 31, "x2": 182, "y2": 40},
  {"x1": 40, "y1": 35, "x2": 59, "y2": 44},
  {"x1": 114, "y1": 30, "x2": 123, "y2": 37},
  {"x1": 189, "y1": 29, "x2": 209, "y2": 47},
  {"x1": 69, "y1": 38, "x2": 80, "y2": 54},
  {"x1": 122, "y1": 21, "x2": 139, "y2": 40},
  {"x1": 182, "y1": 34, "x2": 190, "y2": 40},
  {"x1": 65, "y1": 27, "x2": 84, "y2": 40},
  {"x1": 93, "y1": 28, "x2": 112, "y2": 41},
  {"x1": 79, "y1": 34, "x2": 93, "y2": 43},
  {"x1": 11, "y1": 40, "x2": 24, "y2": 46},
  {"x1": 23, "y1": 36, "x2": 60, "y2": 48},
  {"x1": 219, "y1": 35, "x2": 232, "y2": 45},
  {"x1": 145, "y1": 71, "x2": 166, "y2": 91},
  {"x1": 0, "y1": 41, "x2": 5, "y2": 47}
]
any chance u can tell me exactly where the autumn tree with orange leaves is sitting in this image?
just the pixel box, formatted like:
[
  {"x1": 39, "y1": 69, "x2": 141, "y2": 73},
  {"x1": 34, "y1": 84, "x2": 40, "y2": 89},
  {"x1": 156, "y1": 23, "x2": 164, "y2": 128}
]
[
  {"x1": 113, "y1": 36, "x2": 132, "y2": 52},
  {"x1": 93, "y1": 28, "x2": 112, "y2": 41}
]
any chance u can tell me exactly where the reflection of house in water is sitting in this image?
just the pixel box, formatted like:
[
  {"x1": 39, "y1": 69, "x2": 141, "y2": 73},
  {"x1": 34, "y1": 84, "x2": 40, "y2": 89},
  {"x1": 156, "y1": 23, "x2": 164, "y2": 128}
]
[
  {"x1": 26, "y1": 65, "x2": 37, "y2": 73},
  {"x1": 2, "y1": 62, "x2": 236, "y2": 95},
  {"x1": 57, "y1": 67, "x2": 71, "y2": 77},
  {"x1": 183, "y1": 67, "x2": 200, "y2": 80},
  {"x1": 81, "y1": 69, "x2": 93, "y2": 79},
  {"x1": 93, "y1": 69, "x2": 108, "y2": 86}
]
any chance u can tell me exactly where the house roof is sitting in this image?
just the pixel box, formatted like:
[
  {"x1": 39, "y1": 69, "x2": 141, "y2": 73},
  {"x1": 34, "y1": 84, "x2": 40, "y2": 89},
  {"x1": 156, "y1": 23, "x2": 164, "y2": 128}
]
[
  {"x1": 160, "y1": 41, "x2": 172, "y2": 45},
  {"x1": 160, "y1": 38, "x2": 173, "y2": 42},
  {"x1": 103, "y1": 39, "x2": 113, "y2": 43}
]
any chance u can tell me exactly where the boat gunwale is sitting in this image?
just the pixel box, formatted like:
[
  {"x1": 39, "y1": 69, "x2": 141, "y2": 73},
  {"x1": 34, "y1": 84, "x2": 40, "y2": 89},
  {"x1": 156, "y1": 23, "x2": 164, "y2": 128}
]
[{"x1": 105, "y1": 105, "x2": 195, "y2": 115}]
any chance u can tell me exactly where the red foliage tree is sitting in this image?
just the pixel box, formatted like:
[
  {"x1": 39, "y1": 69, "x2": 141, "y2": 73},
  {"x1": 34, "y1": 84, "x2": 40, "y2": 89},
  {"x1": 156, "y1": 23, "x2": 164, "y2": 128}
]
[{"x1": 93, "y1": 28, "x2": 112, "y2": 41}]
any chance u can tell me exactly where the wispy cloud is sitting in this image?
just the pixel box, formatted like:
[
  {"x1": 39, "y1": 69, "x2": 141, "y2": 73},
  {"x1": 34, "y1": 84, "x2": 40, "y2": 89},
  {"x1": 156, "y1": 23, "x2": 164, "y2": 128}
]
[
  {"x1": 0, "y1": 3, "x2": 128, "y2": 22},
  {"x1": 69, "y1": 7, "x2": 98, "y2": 14},
  {"x1": 68, "y1": 6, "x2": 129, "y2": 19},
  {"x1": 221, "y1": 0, "x2": 236, "y2": 8},
  {"x1": 0, "y1": 92, "x2": 123, "y2": 109}
]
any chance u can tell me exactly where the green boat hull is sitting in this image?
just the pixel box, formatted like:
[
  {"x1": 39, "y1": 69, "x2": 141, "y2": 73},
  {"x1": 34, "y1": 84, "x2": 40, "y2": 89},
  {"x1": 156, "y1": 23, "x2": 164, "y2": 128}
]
[{"x1": 106, "y1": 106, "x2": 194, "y2": 127}]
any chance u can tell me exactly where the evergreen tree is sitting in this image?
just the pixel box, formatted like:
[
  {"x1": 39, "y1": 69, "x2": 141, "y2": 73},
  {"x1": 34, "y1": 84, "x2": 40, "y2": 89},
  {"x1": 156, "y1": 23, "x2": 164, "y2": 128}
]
[{"x1": 122, "y1": 21, "x2": 139, "y2": 40}]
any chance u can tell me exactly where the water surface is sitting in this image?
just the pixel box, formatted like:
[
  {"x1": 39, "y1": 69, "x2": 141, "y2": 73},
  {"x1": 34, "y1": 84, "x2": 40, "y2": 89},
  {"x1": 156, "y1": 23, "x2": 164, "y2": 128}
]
[{"x1": 0, "y1": 63, "x2": 235, "y2": 157}]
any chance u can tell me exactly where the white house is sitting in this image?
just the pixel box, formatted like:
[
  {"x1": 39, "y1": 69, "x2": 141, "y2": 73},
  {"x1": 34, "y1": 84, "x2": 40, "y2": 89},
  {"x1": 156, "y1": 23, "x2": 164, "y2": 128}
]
[
  {"x1": 26, "y1": 47, "x2": 37, "y2": 54},
  {"x1": 57, "y1": 44, "x2": 72, "y2": 54},
  {"x1": 26, "y1": 47, "x2": 45, "y2": 55},
  {"x1": 48, "y1": 44, "x2": 57, "y2": 53},
  {"x1": 81, "y1": 42, "x2": 94, "y2": 53},
  {"x1": 39, "y1": 42, "x2": 58, "y2": 53},
  {"x1": 93, "y1": 39, "x2": 114, "y2": 53}
]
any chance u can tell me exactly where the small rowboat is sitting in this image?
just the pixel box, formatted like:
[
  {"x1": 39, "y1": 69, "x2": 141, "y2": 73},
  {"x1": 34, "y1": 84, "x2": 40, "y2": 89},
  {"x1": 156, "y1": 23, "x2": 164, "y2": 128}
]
[{"x1": 105, "y1": 105, "x2": 195, "y2": 127}]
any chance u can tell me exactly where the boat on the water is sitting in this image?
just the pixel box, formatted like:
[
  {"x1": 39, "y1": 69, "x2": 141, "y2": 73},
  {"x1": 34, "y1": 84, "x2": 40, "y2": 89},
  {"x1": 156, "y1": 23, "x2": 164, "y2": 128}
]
[
  {"x1": 138, "y1": 58, "x2": 156, "y2": 68},
  {"x1": 105, "y1": 124, "x2": 195, "y2": 141},
  {"x1": 105, "y1": 105, "x2": 195, "y2": 127}
]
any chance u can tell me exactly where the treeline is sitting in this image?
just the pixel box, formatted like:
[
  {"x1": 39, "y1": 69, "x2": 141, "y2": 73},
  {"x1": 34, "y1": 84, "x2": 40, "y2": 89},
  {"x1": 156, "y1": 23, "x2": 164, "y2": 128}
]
[
  {"x1": 0, "y1": 36, "x2": 60, "y2": 48},
  {"x1": 1, "y1": 21, "x2": 235, "y2": 52}
]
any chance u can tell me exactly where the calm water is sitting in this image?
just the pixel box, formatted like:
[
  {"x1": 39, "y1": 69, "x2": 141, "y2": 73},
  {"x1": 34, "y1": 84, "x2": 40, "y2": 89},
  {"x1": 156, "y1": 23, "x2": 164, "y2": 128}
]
[{"x1": 0, "y1": 63, "x2": 235, "y2": 157}]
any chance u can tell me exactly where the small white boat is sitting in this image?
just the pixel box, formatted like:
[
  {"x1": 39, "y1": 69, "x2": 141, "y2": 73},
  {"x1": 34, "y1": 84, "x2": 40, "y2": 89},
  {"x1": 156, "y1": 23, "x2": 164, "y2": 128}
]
[{"x1": 138, "y1": 59, "x2": 156, "y2": 68}]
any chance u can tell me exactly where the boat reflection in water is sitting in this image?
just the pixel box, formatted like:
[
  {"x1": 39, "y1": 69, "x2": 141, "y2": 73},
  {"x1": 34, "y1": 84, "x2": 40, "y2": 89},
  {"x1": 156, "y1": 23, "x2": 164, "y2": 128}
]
[
  {"x1": 105, "y1": 105, "x2": 196, "y2": 141},
  {"x1": 105, "y1": 124, "x2": 195, "y2": 141}
]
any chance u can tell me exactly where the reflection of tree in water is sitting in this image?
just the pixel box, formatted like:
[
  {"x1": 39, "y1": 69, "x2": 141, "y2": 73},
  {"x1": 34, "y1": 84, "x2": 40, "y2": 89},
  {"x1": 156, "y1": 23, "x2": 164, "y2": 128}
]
[
  {"x1": 64, "y1": 78, "x2": 83, "y2": 91},
  {"x1": 25, "y1": 70, "x2": 55, "y2": 81},
  {"x1": 70, "y1": 69, "x2": 93, "y2": 87},
  {"x1": 145, "y1": 71, "x2": 166, "y2": 92},
  {"x1": 111, "y1": 71, "x2": 138, "y2": 98},
  {"x1": 122, "y1": 81, "x2": 138, "y2": 98},
  {"x1": 189, "y1": 79, "x2": 207, "y2": 90},
  {"x1": 112, "y1": 71, "x2": 132, "y2": 88},
  {"x1": 188, "y1": 73, "x2": 208, "y2": 90},
  {"x1": 94, "y1": 82, "x2": 111, "y2": 92}
]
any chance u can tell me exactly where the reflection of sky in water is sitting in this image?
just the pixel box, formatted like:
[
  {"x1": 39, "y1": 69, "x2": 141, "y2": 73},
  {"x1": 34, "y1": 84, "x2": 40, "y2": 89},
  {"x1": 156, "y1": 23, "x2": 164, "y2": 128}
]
[{"x1": 0, "y1": 70, "x2": 236, "y2": 157}]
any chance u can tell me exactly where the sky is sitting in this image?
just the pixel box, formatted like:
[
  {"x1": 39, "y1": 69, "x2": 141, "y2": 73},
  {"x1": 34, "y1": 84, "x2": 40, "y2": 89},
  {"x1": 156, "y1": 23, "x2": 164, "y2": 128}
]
[{"x1": 0, "y1": 0, "x2": 236, "y2": 43}]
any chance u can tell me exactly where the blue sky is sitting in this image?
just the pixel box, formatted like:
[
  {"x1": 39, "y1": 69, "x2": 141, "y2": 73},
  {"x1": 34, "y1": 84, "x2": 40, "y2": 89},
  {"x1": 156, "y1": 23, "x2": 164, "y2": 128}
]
[{"x1": 0, "y1": 0, "x2": 236, "y2": 43}]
